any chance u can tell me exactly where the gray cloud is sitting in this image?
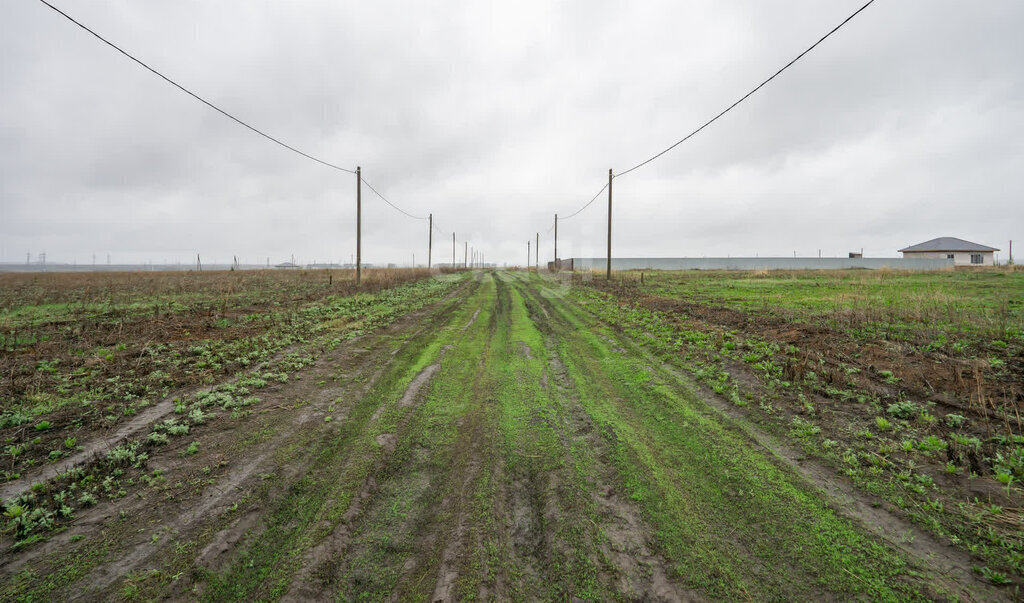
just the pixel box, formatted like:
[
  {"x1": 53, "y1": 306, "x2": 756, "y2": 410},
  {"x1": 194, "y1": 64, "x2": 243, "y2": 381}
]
[{"x1": 2, "y1": 0, "x2": 1022, "y2": 267}]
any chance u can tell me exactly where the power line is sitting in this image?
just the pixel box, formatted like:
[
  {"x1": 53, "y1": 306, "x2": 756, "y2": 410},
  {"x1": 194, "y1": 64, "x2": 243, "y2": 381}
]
[
  {"x1": 555, "y1": 0, "x2": 874, "y2": 225},
  {"x1": 359, "y1": 176, "x2": 429, "y2": 220},
  {"x1": 41, "y1": 0, "x2": 436, "y2": 223},
  {"x1": 615, "y1": 0, "x2": 876, "y2": 178},
  {"x1": 561, "y1": 182, "x2": 609, "y2": 221},
  {"x1": 36, "y1": 0, "x2": 358, "y2": 176}
]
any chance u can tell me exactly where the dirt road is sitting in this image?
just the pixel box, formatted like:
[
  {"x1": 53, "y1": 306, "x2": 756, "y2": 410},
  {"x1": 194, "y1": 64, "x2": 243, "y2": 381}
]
[{"x1": 1, "y1": 272, "x2": 1000, "y2": 600}]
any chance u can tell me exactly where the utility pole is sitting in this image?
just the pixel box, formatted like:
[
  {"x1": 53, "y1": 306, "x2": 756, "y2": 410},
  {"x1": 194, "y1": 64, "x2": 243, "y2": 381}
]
[
  {"x1": 527, "y1": 240, "x2": 531, "y2": 271},
  {"x1": 428, "y1": 213, "x2": 433, "y2": 269},
  {"x1": 452, "y1": 232, "x2": 456, "y2": 268},
  {"x1": 356, "y1": 166, "x2": 362, "y2": 285},
  {"x1": 554, "y1": 213, "x2": 558, "y2": 266},
  {"x1": 606, "y1": 168, "x2": 613, "y2": 280},
  {"x1": 464, "y1": 241, "x2": 468, "y2": 268},
  {"x1": 196, "y1": 254, "x2": 202, "y2": 271},
  {"x1": 1010, "y1": 240, "x2": 1014, "y2": 265},
  {"x1": 536, "y1": 232, "x2": 539, "y2": 271}
]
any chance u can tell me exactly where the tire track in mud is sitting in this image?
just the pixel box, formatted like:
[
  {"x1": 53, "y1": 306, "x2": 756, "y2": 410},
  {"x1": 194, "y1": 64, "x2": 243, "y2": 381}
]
[
  {"x1": 283, "y1": 351, "x2": 449, "y2": 601},
  {"x1": 429, "y1": 405, "x2": 487, "y2": 601},
  {"x1": 454, "y1": 273, "x2": 598, "y2": 600},
  {"x1": 284, "y1": 280, "x2": 489, "y2": 601},
  {"x1": 421, "y1": 281, "x2": 498, "y2": 601},
  {"x1": 484, "y1": 276, "x2": 555, "y2": 599},
  {"x1": 513, "y1": 276, "x2": 698, "y2": 601},
  {"x1": 321, "y1": 284, "x2": 493, "y2": 601},
  {"x1": 340, "y1": 273, "x2": 501, "y2": 601}
]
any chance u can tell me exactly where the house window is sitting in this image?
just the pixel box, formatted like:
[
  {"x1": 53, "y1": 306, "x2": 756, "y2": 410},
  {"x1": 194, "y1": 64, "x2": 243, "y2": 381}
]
[
  {"x1": 971, "y1": 254, "x2": 983, "y2": 265},
  {"x1": 947, "y1": 254, "x2": 954, "y2": 260}
]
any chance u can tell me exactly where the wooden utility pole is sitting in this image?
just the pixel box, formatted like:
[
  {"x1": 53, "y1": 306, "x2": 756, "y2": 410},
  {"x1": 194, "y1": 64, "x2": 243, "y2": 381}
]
[
  {"x1": 606, "y1": 168, "x2": 613, "y2": 280},
  {"x1": 356, "y1": 166, "x2": 362, "y2": 285},
  {"x1": 527, "y1": 240, "x2": 531, "y2": 270},
  {"x1": 452, "y1": 232, "x2": 456, "y2": 267},
  {"x1": 554, "y1": 213, "x2": 558, "y2": 267},
  {"x1": 428, "y1": 213, "x2": 433, "y2": 269},
  {"x1": 464, "y1": 241, "x2": 468, "y2": 268}
]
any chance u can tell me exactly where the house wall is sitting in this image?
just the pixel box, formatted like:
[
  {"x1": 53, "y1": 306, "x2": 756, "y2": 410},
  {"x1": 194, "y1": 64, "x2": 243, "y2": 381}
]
[
  {"x1": 901, "y1": 251, "x2": 994, "y2": 266},
  {"x1": 561, "y1": 257, "x2": 954, "y2": 271}
]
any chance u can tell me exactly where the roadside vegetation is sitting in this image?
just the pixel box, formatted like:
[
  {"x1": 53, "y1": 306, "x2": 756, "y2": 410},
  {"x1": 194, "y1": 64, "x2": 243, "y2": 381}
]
[{"x1": 581, "y1": 267, "x2": 1024, "y2": 587}]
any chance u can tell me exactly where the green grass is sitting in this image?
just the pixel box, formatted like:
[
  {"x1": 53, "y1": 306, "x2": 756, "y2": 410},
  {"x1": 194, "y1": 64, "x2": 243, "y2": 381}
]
[{"x1": 628, "y1": 268, "x2": 1024, "y2": 350}]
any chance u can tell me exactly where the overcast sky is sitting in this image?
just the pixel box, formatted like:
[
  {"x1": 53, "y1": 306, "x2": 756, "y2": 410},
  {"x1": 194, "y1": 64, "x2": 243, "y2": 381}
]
[{"x1": 1, "y1": 0, "x2": 1022, "y2": 267}]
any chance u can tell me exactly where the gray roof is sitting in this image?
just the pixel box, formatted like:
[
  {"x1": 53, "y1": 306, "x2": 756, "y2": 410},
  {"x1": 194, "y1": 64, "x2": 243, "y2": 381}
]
[{"x1": 899, "y1": 237, "x2": 999, "y2": 253}]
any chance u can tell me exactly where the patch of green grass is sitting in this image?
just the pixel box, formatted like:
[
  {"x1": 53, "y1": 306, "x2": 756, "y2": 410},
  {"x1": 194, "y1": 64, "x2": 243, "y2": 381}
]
[{"x1": 632, "y1": 269, "x2": 1024, "y2": 350}]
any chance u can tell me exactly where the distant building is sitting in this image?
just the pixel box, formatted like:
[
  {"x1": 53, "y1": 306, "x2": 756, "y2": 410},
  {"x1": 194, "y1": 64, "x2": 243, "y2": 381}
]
[
  {"x1": 274, "y1": 261, "x2": 301, "y2": 269},
  {"x1": 899, "y1": 237, "x2": 998, "y2": 266}
]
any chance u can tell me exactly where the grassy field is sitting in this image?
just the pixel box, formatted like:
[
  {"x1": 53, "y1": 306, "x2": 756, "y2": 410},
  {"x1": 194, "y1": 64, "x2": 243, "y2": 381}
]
[
  {"x1": 634, "y1": 268, "x2": 1024, "y2": 347},
  {"x1": 0, "y1": 268, "x2": 1019, "y2": 599},
  {"x1": 585, "y1": 267, "x2": 1024, "y2": 588}
]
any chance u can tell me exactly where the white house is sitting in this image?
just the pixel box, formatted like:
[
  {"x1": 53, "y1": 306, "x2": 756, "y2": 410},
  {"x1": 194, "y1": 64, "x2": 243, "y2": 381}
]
[{"x1": 898, "y1": 237, "x2": 999, "y2": 266}]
